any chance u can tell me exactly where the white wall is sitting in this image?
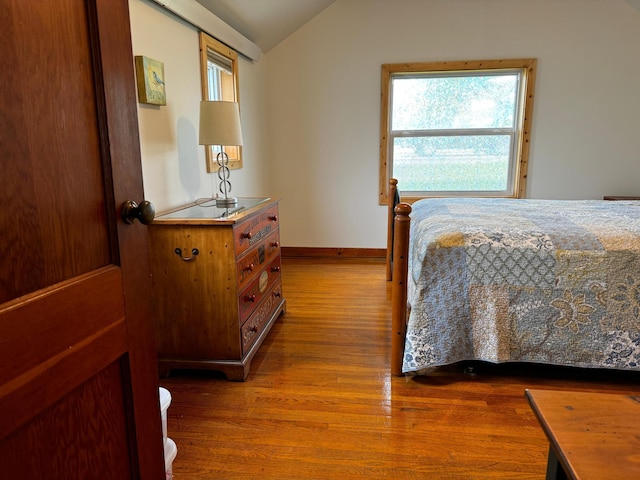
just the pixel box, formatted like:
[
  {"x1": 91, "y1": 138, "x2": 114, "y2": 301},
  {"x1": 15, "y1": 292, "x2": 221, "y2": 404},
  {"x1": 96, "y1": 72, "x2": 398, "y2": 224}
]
[
  {"x1": 266, "y1": 0, "x2": 640, "y2": 248},
  {"x1": 129, "y1": 0, "x2": 640, "y2": 249},
  {"x1": 128, "y1": 0, "x2": 271, "y2": 214}
]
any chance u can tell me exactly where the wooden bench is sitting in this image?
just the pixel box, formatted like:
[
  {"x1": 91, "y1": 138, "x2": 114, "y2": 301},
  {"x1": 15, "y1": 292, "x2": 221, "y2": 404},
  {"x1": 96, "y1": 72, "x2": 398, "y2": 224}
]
[{"x1": 525, "y1": 389, "x2": 640, "y2": 480}]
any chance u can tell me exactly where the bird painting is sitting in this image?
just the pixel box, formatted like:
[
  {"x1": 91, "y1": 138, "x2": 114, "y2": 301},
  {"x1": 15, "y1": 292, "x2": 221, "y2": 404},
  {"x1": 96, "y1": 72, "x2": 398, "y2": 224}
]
[
  {"x1": 153, "y1": 70, "x2": 165, "y2": 87},
  {"x1": 135, "y1": 56, "x2": 167, "y2": 105}
]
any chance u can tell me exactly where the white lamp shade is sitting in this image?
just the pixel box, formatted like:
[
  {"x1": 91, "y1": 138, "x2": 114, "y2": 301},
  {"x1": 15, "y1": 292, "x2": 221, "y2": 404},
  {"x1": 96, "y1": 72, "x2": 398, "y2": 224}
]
[{"x1": 199, "y1": 100, "x2": 243, "y2": 146}]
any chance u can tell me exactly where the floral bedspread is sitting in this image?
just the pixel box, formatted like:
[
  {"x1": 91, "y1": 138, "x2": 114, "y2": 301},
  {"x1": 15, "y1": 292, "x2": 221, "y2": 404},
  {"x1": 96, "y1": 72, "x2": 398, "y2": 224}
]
[{"x1": 403, "y1": 198, "x2": 640, "y2": 373}]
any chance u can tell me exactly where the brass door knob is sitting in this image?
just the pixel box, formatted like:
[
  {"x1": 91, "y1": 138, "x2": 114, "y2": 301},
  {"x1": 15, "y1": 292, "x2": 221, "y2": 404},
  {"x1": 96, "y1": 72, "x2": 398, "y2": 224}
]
[{"x1": 122, "y1": 200, "x2": 155, "y2": 225}]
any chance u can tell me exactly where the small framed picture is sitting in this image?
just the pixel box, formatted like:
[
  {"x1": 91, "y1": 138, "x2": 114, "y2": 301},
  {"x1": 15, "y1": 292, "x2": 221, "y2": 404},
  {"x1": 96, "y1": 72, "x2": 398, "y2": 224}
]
[{"x1": 134, "y1": 56, "x2": 166, "y2": 106}]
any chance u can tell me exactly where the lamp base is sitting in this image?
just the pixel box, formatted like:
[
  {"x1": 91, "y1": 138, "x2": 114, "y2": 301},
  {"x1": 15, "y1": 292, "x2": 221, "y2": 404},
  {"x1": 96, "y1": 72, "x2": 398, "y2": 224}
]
[{"x1": 215, "y1": 196, "x2": 238, "y2": 208}]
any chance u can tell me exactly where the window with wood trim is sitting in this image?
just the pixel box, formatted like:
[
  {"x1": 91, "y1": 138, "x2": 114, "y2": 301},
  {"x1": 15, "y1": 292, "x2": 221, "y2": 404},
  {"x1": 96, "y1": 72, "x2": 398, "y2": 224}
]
[
  {"x1": 380, "y1": 59, "x2": 536, "y2": 205},
  {"x1": 199, "y1": 32, "x2": 242, "y2": 171}
]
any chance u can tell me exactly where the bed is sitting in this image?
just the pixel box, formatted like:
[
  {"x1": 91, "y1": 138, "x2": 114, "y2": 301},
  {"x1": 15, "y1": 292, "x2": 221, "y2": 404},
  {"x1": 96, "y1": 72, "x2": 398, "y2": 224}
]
[{"x1": 387, "y1": 179, "x2": 640, "y2": 376}]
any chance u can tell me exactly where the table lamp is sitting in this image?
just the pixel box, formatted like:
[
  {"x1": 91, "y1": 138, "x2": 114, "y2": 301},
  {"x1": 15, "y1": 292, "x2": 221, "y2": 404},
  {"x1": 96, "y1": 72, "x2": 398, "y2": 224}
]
[{"x1": 199, "y1": 100, "x2": 244, "y2": 207}]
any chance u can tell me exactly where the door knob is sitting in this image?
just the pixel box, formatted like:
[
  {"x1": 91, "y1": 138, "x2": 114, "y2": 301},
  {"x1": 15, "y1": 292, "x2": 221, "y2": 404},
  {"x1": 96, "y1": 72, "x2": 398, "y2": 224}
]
[{"x1": 122, "y1": 200, "x2": 155, "y2": 225}]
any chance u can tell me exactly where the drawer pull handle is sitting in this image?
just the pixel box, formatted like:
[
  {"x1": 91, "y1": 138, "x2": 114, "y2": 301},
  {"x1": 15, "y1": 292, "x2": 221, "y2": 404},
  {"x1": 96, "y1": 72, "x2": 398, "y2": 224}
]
[
  {"x1": 269, "y1": 215, "x2": 278, "y2": 222},
  {"x1": 273, "y1": 291, "x2": 282, "y2": 298},
  {"x1": 174, "y1": 247, "x2": 199, "y2": 262},
  {"x1": 271, "y1": 241, "x2": 279, "y2": 248},
  {"x1": 245, "y1": 294, "x2": 256, "y2": 303},
  {"x1": 271, "y1": 266, "x2": 281, "y2": 273},
  {"x1": 244, "y1": 263, "x2": 255, "y2": 272},
  {"x1": 241, "y1": 232, "x2": 252, "y2": 240},
  {"x1": 249, "y1": 325, "x2": 259, "y2": 333}
]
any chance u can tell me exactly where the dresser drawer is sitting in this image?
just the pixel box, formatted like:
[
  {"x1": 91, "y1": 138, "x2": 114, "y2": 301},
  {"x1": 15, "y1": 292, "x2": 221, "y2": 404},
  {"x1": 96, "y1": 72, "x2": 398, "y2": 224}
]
[
  {"x1": 236, "y1": 230, "x2": 281, "y2": 291},
  {"x1": 233, "y1": 204, "x2": 279, "y2": 257},
  {"x1": 238, "y1": 256, "x2": 282, "y2": 324},
  {"x1": 241, "y1": 281, "x2": 283, "y2": 355}
]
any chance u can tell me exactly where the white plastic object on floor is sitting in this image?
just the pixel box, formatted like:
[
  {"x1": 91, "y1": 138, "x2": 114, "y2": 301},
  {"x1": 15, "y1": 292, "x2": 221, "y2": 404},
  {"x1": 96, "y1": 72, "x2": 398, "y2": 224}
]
[
  {"x1": 164, "y1": 437, "x2": 177, "y2": 480},
  {"x1": 159, "y1": 387, "x2": 172, "y2": 446}
]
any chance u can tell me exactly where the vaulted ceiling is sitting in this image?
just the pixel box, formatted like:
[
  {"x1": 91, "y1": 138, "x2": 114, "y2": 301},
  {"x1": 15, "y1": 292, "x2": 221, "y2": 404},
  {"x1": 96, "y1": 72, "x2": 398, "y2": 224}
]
[
  {"x1": 625, "y1": 0, "x2": 640, "y2": 10},
  {"x1": 195, "y1": 0, "x2": 336, "y2": 52},
  {"x1": 196, "y1": 0, "x2": 640, "y2": 54}
]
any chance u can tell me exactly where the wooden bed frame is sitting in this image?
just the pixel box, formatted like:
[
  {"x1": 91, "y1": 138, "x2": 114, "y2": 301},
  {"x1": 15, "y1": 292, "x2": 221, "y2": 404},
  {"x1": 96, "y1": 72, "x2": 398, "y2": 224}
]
[
  {"x1": 386, "y1": 182, "x2": 640, "y2": 377},
  {"x1": 386, "y1": 179, "x2": 412, "y2": 376}
]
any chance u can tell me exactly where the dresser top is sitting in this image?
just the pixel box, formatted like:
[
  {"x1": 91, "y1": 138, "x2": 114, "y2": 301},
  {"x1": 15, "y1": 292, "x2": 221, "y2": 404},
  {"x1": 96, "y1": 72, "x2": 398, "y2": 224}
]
[{"x1": 153, "y1": 197, "x2": 277, "y2": 225}]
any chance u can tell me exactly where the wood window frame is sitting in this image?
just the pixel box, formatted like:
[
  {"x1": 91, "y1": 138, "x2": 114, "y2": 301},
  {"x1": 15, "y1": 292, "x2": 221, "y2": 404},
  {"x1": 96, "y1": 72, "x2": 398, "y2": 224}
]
[
  {"x1": 199, "y1": 32, "x2": 242, "y2": 171},
  {"x1": 379, "y1": 58, "x2": 537, "y2": 205}
]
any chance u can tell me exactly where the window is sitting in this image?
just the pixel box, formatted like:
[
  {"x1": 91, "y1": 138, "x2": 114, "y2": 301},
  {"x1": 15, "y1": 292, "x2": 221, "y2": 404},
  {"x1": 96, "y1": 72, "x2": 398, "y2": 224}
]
[
  {"x1": 380, "y1": 59, "x2": 536, "y2": 204},
  {"x1": 199, "y1": 32, "x2": 242, "y2": 171}
]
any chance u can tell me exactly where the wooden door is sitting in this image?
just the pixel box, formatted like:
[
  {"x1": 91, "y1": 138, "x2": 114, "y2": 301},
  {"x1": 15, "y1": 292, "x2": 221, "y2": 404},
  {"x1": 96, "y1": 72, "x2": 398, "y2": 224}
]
[{"x1": 0, "y1": 1, "x2": 165, "y2": 478}]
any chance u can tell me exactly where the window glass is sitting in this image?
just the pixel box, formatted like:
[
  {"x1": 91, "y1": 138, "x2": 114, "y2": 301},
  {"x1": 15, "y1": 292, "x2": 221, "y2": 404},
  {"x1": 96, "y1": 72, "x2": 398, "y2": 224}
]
[
  {"x1": 392, "y1": 74, "x2": 518, "y2": 130},
  {"x1": 393, "y1": 135, "x2": 511, "y2": 193},
  {"x1": 380, "y1": 59, "x2": 536, "y2": 204}
]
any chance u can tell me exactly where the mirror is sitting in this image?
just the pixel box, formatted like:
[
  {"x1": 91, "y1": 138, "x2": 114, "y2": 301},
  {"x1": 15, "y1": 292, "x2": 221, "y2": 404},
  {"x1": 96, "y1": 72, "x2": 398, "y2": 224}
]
[{"x1": 199, "y1": 32, "x2": 242, "y2": 172}]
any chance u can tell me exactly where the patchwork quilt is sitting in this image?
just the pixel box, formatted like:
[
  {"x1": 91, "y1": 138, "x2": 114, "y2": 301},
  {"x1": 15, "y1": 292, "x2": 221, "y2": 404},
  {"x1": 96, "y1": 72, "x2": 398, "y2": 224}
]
[{"x1": 403, "y1": 198, "x2": 640, "y2": 373}]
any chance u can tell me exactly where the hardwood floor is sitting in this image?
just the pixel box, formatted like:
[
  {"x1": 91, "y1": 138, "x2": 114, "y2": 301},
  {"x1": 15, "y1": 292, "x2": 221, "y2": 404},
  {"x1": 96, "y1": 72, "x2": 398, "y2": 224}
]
[{"x1": 160, "y1": 257, "x2": 638, "y2": 479}]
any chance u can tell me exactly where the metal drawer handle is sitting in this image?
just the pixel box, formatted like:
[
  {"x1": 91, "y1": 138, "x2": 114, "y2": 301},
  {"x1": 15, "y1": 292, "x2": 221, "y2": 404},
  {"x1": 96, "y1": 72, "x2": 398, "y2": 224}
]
[{"x1": 174, "y1": 248, "x2": 199, "y2": 262}]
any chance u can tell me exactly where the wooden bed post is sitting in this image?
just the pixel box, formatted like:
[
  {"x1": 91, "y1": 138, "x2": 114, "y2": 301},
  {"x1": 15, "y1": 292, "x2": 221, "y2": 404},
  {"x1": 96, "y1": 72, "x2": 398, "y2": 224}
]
[
  {"x1": 391, "y1": 202, "x2": 411, "y2": 376},
  {"x1": 386, "y1": 178, "x2": 399, "y2": 281}
]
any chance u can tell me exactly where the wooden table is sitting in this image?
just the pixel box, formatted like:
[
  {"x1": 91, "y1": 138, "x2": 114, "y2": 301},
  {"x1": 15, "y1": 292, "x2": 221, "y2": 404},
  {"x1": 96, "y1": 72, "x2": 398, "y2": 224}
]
[{"x1": 525, "y1": 389, "x2": 640, "y2": 480}]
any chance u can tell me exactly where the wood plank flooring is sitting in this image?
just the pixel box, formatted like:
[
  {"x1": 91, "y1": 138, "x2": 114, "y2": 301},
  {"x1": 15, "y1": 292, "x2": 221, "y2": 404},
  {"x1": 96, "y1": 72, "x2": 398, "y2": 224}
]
[{"x1": 159, "y1": 257, "x2": 639, "y2": 479}]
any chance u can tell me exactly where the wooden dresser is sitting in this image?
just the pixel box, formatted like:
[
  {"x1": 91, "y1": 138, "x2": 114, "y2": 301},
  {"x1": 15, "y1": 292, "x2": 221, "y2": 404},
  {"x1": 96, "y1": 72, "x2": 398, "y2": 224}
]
[{"x1": 148, "y1": 197, "x2": 286, "y2": 381}]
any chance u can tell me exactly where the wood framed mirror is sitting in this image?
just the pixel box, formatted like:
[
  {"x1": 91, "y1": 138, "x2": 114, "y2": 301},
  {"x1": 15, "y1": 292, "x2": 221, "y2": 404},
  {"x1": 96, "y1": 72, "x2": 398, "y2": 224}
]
[{"x1": 199, "y1": 32, "x2": 242, "y2": 172}]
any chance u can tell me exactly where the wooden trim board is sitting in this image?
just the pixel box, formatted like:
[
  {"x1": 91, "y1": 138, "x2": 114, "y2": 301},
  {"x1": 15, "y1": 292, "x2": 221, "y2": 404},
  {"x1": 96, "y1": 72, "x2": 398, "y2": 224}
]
[{"x1": 282, "y1": 247, "x2": 386, "y2": 259}]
